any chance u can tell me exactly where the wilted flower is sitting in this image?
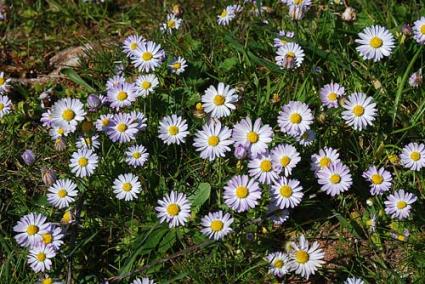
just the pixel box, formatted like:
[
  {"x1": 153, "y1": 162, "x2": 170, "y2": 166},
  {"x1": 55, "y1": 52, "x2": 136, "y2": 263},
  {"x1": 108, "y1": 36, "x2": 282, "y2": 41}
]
[
  {"x1": 408, "y1": 69, "x2": 423, "y2": 88},
  {"x1": 42, "y1": 168, "x2": 57, "y2": 187},
  {"x1": 401, "y1": 23, "x2": 413, "y2": 37},
  {"x1": 54, "y1": 137, "x2": 67, "y2": 152},
  {"x1": 341, "y1": 7, "x2": 356, "y2": 22},
  {"x1": 21, "y1": 150, "x2": 35, "y2": 165}
]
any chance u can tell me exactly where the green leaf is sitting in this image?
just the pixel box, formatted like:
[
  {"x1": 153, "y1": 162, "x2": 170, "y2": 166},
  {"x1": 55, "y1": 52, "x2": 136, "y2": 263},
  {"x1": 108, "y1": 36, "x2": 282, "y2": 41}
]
[
  {"x1": 60, "y1": 67, "x2": 96, "y2": 92},
  {"x1": 220, "y1": 57, "x2": 238, "y2": 72},
  {"x1": 189, "y1": 182, "x2": 211, "y2": 212}
]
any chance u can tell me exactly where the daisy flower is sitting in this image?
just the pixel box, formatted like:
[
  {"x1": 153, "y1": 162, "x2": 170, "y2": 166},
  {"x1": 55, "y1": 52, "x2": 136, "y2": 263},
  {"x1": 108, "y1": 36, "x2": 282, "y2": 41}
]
[
  {"x1": 248, "y1": 152, "x2": 279, "y2": 185},
  {"x1": 413, "y1": 17, "x2": 425, "y2": 45},
  {"x1": 106, "y1": 74, "x2": 125, "y2": 90},
  {"x1": 155, "y1": 191, "x2": 191, "y2": 228},
  {"x1": 271, "y1": 177, "x2": 304, "y2": 209},
  {"x1": 123, "y1": 34, "x2": 145, "y2": 56},
  {"x1": 160, "y1": 13, "x2": 182, "y2": 33},
  {"x1": 125, "y1": 144, "x2": 149, "y2": 168},
  {"x1": 107, "y1": 82, "x2": 137, "y2": 110},
  {"x1": 342, "y1": 92, "x2": 377, "y2": 131},
  {"x1": 266, "y1": 252, "x2": 290, "y2": 277},
  {"x1": 28, "y1": 244, "x2": 56, "y2": 272},
  {"x1": 50, "y1": 98, "x2": 86, "y2": 132},
  {"x1": 40, "y1": 110, "x2": 53, "y2": 128},
  {"x1": 384, "y1": 189, "x2": 417, "y2": 220},
  {"x1": 131, "y1": 41, "x2": 165, "y2": 73},
  {"x1": 217, "y1": 6, "x2": 237, "y2": 26},
  {"x1": 0, "y1": 72, "x2": 11, "y2": 93},
  {"x1": 76, "y1": 135, "x2": 100, "y2": 150},
  {"x1": 13, "y1": 213, "x2": 50, "y2": 247},
  {"x1": 130, "y1": 111, "x2": 148, "y2": 131},
  {"x1": 267, "y1": 202, "x2": 290, "y2": 225},
  {"x1": 273, "y1": 37, "x2": 290, "y2": 49},
  {"x1": 275, "y1": 42, "x2": 305, "y2": 69},
  {"x1": 131, "y1": 278, "x2": 156, "y2": 284},
  {"x1": 200, "y1": 211, "x2": 234, "y2": 240},
  {"x1": 69, "y1": 148, "x2": 99, "y2": 178},
  {"x1": 317, "y1": 162, "x2": 352, "y2": 196},
  {"x1": 344, "y1": 277, "x2": 364, "y2": 284},
  {"x1": 106, "y1": 113, "x2": 139, "y2": 143},
  {"x1": 400, "y1": 142, "x2": 425, "y2": 171},
  {"x1": 311, "y1": 146, "x2": 341, "y2": 173},
  {"x1": 355, "y1": 25, "x2": 395, "y2": 62},
  {"x1": 319, "y1": 82, "x2": 345, "y2": 108},
  {"x1": 193, "y1": 121, "x2": 233, "y2": 161},
  {"x1": 134, "y1": 74, "x2": 159, "y2": 97},
  {"x1": 271, "y1": 144, "x2": 301, "y2": 176},
  {"x1": 295, "y1": 129, "x2": 316, "y2": 146},
  {"x1": 0, "y1": 95, "x2": 12, "y2": 118},
  {"x1": 48, "y1": 125, "x2": 70, "y2": 140},
  {"x1": 158, "y1": 114, "x2": 189, "y2": 145},
  {"x1": 41, "y1": 225, "x2": 64, "y2": 251},
  {"x1": 362, "y1": 166, "x2": 392, "y2": 195},
  {"x1": 95, "y1": 114, "x2": 113, "y2": 132},
  {"x1": 278, "y1": 101, "x2": 313, "y2": 136},
  {"x1": 168, "y1": 56, "x2": 187, "y2": 75},
  {"x1": 112, "y1": 173, "x2": 142, "y2": 201},
  {"x1": 201, "y1": 82, "x2": 238, "y2": 118},
  {"x1": 223, "y1": 175, "x2": 262, "y2": 212},
  {"x1": 47, "y1": 179, "x2": 78, "y2": 209},
  {"x1": 232, "y1": 117, "x2": 273, "y2": 157},
  {"x1": 289, "y1": 235, "x2": 325, "y2": 279}
]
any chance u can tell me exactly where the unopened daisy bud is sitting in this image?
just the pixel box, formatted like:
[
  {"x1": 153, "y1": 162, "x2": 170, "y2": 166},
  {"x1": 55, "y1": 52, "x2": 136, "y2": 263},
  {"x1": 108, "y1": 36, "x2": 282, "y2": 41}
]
[
  {"x1": 87, "y1": 94, "x2": 101, "y2": 109},
  {"x1": 401, "y1": 23, "x2": 413, "y2": 37},
  {"x1": 81, "y1": 121, "x2": 93, "y2": 133},
  {"x1": 21, "y1": 149, "x2": 35, "y2": 165},
  {"x1": 193, "y1": 102, "x2": 205, "y2": 118},
  {"x1": 54, "y1": 137, "x2": 66, "y2": 152},
  {"x1": 42, "y1": 168, "x2": 57, "y2": 187},
  {"x1": 271, "y1": 93, "x2": 280, "y2": 104},
  {"x1": 388, "y1": 153, "x2": 399, "y2": 165},
  {"x1": 234, "y1": 144, "x2": 248, "y2": 160},
  {"x1": 372, "y1": 79, "x2": 382, "y2": 90},
  {"x1": 317, "y1": 112, "x2": 327, "y2": 124},
  {"x1": 408, "y1": 69, "x2": 423, "y2": 88},
  {"x1": 341, "y1": 7, "x2": 356, "y2": 22},
  {"x1": 172, "y1": 4, "x2": 184, "y2": 17},
  {"x1": 366, "y1": 199, "x2": 374, "y2": 206},
  {"x1": 261, "y1": 227, "x2": 268, "y2": 234},
  {"x1": 61, "y1": 210, "x2": 75, "y2": 224}
]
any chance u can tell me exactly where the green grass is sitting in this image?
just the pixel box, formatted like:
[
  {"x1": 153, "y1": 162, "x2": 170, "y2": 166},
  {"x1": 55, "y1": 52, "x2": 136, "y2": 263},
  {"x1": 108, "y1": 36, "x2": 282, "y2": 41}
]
[{"x1": 1, "y1": 0, "x2": 425, "y2": 283}]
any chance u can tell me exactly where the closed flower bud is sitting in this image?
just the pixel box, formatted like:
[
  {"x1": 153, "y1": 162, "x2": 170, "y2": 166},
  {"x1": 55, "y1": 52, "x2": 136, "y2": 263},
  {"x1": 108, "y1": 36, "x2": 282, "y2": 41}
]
[
  {"x1": 87, "y1": 94, "x2": 101, "y2": 109},
  {"x1": 172, "y1": 4, "x2": 184, "y2": 17},
  {"x1": 42, "y1": 168, "x2": 57, "y2": 186},
  {"x1": 54, "y1": 137, "x2": 66, "y2": 152},
  {"x1": 234, "y1": 144, "x2": 248, "y2": 160},
  {"x1": 401, "y1": 23, "x2": 412, "y2": 37},
  {"x1": 317, "y1": 112, "x2": 327, "y2": 124},
  {"x1": 21, "y1": 149, "x2": 35, "y2": 165},
  {"x1": 341, "y1": 7, "x2": 356, "y2": 22},
  {"x1": 408, "y1": 69, "x2": 423, "y2": 88},
  {"x1": 81, "y1": 121, "x2": 93, "y2": 133},
  {"x1": 61, "y1": 210, "x2": 75, "y2": 224},
  {"x1": 388, "y1": 154, "x2": 399, "y2": 165}
]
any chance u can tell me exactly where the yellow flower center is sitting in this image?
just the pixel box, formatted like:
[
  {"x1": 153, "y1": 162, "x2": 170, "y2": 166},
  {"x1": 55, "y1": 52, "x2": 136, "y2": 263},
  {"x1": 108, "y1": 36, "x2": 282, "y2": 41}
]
[
  {"x1": 0, "y1": 77, "x2": 4, "y2": 86},
  {"x1": 78, "y1": 157, "x2": 88, "y2": 167},
  {"x1": 142, "y1": 51, "x2": 153, "y2": 61},
  {"x1": 132, "y1": 152, "x2": 141, "y2": 159},
  {"x1": 421, "y1": 24, "x2": 425, "y2": 35},
  {"x1": 371, "y1": 174, "x2": 383, "y2": 185},
  {"x1": 260, "y1": 160, "x2": 272, "y2": 172},
  {"x1": 36, "y1": 252, "x2": 46, "y2": 262},
  {"x1": 410, "y1": 151, "x2": 421, "y2": 161},
  {"x1": 168, "y1": 125, "x2": 179, "y2": 136},
  {"x1": 289, "y1": 113, "x2": 302, "y2": 124},
  {"x1": 213, "y1": 95, "x2": 225, "y2": 106},
  {"x1": 329, "y1": 174, "x2": 341, "y2": 184},
  {"x1": 62, "y1": 109, "x2": 75, "y2": 122},
  {"x1": 116, "y1": 91, "x2": 128, "y2": 101},
  {"x1": 280, "y1": 156, "x2": 291, "y2": 167},
  {"x1": 352, "y1": 105, "x2": 365, "y2": 117},
  {"x1": 102, "y1": 118, "x2": 110, "y2": 126},
  {"x1": 287, "y1": 51, "x2": 295, "y2": 58},
  {"x1": 396, "y1": 201, "x2": 407, "y2": 209},
  {"x1": 167, "y1": 19, "x2": 176, "y2": 29},
  {"x1": 42, "y1": 278, "x2": 53, "y2": 284},
  {"x1": 195, "y1": 102, "x2": 204, "y2": 111},
  {"x1": 273, "y1": 259, "x2": 284, "y2": 268},
  {"x1": 172, "y1": 62, "x2": 181, "y2": 70},
  {"x1": 141, "y1": 81, "x2": 151, "y2": 90},
  {"x1": 246, "y1": 131, "x2": 259, "y2": 143},
  {"x1": 208, "y1": 135, "x2": 220, "y2": 146},
  {"x1": 26, "y1": 225, "x2": 39, "y2": 236},
  {"x1": 293, "y1": 0, "x2": 304, "y2": 4},
  {"x1": 370, "y1": 36, "x2": 383, "y2": 48},
  {"x1": 57, "y1": 128, "x2": 65, "y2": 135},
  {"x1": 116, "y1": 123, "x2": 127, "y2": 133},
  {"x1": 319, "y1": 157, "x2": 331, "y2": 168},
  {"x1": 295, "y1": 250, "x2": 309, "y2": 264},
  {"x1": 57, "y1": 188, "x2": 68, "y2": 198},
  {"x1": 210, "y1": 220, "x2": 224, "y2": 232},
  {"x1": 42, "y1": 233, "x2": 53, "y2": 244},
  {"x1": 279, "y1": 185, "x2": 293, "y2": 198},
  {"x1": 166, "y1": 203, "x2": 180, "y2": 216},
  {"x1": 130, "y1": 42, "x2": 138, "y2": 50},
  {"x1": 0, "y1": 103, "x2": 4, "y2": 111},
  {"x1": 235, "y1": 186, "x2": 249, "y2": 198},
  {"x1": 397, "y1": 235, "x2": 406, "y2": 241},
  {"x1": 327, "y1": 92, "x2": 337, "y2": 101},
  {"x1": 122, "y1": 182, "x2": 132, "y2": 192},
  {"x1": 220, "y1": 9, "x2": 228, "y2": 17}
]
